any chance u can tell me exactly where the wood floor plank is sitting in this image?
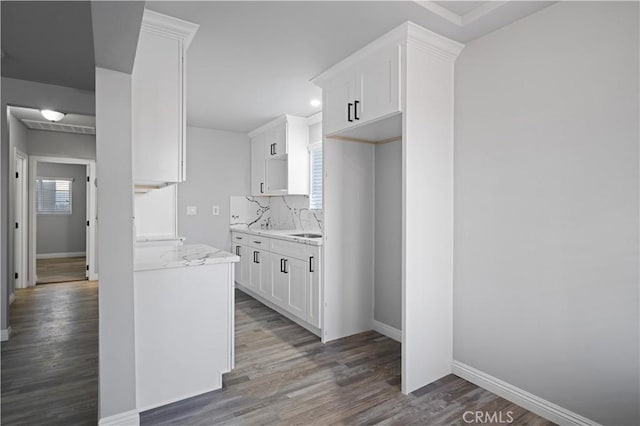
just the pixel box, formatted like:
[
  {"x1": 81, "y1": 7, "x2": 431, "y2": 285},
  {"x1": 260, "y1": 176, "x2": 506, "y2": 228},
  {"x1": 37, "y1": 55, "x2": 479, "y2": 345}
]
[
  {"x1": 1, "y1": 280, "x2": 98, "y2": 425},
  {"x1": 36, "y1": 256, "x2": 87, "y2": 284},
  {"x1": 141, "y1": 290, "x2": 556, "y2": 425},
  {"x1": 2, "y1": 284, "x2": 555, "y2": 425}
]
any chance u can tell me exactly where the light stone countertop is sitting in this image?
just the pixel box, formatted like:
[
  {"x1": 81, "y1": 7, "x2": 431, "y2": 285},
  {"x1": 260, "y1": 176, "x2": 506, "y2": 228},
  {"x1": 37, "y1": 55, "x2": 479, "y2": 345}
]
[
  {"x1": 230, "y1": 226, "x2": 323, "y2": 246},
  {"x1": 134, "y1": 243, "x2": 239, "y2": 272}
]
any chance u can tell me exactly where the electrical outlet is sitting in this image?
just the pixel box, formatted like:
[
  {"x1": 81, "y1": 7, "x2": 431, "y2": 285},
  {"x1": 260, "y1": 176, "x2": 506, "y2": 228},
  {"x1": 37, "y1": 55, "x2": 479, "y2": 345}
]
[
  {"x1": 212, "y1": 205, "x2": 220, "y2": 216},
  {"x1": 187, "y1": 206, "x2": 197, "y2": 216}
]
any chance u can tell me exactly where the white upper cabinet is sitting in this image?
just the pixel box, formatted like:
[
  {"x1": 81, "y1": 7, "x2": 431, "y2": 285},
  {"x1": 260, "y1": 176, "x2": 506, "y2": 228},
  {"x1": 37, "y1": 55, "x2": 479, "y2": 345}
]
[
  {"x1": 251, "y1": 133, "x2": 266, "y2": 195},
  {"x1": 314, "y1": 43, "x2": 401, "y2": 137},
  {"x1": 132, "y1": 10, "x2": 199, "y2": 184},
  {"x1": 249, "y1": 115, "x2": 309, "y2": 196}
]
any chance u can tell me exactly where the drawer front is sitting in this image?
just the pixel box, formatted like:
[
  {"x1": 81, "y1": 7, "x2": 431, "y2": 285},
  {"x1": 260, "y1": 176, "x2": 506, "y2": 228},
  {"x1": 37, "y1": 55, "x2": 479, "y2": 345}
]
[
  {"x1": 246, "y1": 235, "x2": 269, "y2": 249},
  {"x1": 269, "y1": 238, "x2": 307, "y2": 260},
  {"x1": 232, "y1": 232, "x2": 247, "y2": 244}
]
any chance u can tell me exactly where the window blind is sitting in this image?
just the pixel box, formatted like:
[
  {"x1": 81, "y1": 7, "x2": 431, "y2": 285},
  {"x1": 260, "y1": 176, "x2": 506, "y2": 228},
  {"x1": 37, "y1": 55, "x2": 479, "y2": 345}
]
[
  {"x1": 309, "y1": 143, "x2": 323, "y2": 210},
  {"x1": 36, "y1": 178, "x2": 73, "y2": 214}
]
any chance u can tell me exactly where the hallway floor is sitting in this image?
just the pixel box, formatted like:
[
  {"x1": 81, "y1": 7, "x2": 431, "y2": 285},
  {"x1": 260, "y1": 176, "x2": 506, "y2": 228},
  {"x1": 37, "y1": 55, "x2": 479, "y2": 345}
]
[
  {"x1": 36, "y1": 256, "x2": 87, "y2": 284},
  {"x1": 1, "y1": 280, "x2": 98, "y2": 425}
]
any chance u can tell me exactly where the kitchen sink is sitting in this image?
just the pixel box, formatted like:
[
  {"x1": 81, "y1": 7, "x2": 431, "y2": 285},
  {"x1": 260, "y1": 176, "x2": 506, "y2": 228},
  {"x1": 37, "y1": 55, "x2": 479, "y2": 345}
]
[{"x1": 289, "y1": 233, "x2": 322, "y2": 238}]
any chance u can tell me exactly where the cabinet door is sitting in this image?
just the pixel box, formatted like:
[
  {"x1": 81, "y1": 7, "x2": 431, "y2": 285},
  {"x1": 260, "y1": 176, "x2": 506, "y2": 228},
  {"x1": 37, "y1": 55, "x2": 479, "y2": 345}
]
[
  {"x1": 251, "y1": 134, "x2": 266, "y2": 196},
  {"x1": 250, "y1": 249, "x2": 270, "y2": 297},
  {"x1": 306, "y1": 246, "x2": 321, "y2": 328},
  {"x1": 355, "y1": 44, "x2": 401, "y2": 124},
  {"x1": 265, "y1": 122, "x2": 287, "y2": 157},
  {"x1": 285, "y1": 257, "x2": 307, "y2": 320},
  {"x1": 270, "y1": 254, "x2": 287, "y2": 305},
  {"x1": 323, "y1": 73, "x2": 356, "y2": 136},
  {"x1": 133, "y1": 30, "x2": 183, "y2": 183},
  {"x1": 239, "y1": 245, "x2": 252, "y2": 288}
]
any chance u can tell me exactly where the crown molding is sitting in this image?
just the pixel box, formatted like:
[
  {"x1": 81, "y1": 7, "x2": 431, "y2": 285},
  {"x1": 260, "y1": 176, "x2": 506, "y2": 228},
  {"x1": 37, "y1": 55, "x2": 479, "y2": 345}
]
[
  {"x1": 413, "y1": 1, "x2": 509, "y2": 27},
  {"x1": 248, "y1": 114, "x2": 307, "y2": 138},
  {"x1": 312, "y1": 21, "x2": 463, "y2": 87},
  {"x1": 141, "y1": 9, "x2": 199, "y2": 48}
]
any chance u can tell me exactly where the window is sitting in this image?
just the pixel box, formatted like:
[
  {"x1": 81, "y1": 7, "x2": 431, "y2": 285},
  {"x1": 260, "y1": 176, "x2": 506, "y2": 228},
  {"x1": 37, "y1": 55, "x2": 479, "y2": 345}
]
[
  {"x1": 36, "y1": 178, "x2": 73, "y2": 215},
  {"x1": 309, "y1": 142, "x2": 323, "y2": 210}
]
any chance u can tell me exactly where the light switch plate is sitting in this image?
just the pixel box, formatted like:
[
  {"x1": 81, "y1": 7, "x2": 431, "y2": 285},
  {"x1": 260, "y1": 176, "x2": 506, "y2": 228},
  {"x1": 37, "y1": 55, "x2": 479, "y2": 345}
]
[
  {"x1": 187, "y1": 206, "x2": 197, "y2": 215},
  {"x1": 212, "y1": 205, "x2": 220, "y2": 216}
]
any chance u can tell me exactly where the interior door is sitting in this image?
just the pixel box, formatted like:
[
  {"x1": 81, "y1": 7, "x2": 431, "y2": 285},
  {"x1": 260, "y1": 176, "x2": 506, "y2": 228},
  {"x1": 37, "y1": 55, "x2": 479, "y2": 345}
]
[{"x1": 14, "y1": 156, "x2": 24, "y2": 290}]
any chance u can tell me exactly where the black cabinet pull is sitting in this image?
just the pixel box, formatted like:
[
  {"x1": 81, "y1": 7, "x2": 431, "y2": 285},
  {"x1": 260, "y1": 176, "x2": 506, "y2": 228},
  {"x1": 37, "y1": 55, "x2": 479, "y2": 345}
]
[
  {"x1": 309, "y1": 256, "x2": 314, "y2": 273},
  {"x1": 236, "y1": 236, "x2": 242, "y2": 240},
  {"x1": 235, "y1": 246, "x2": 240, "y2": 256},
  {"x1": 280, "y1": 258, "x2": 284, "y2": 273},
  {"x1": 254, "y1": 240, "x2": 261, "y2": 244},
  {"x1": 260, "y1": 182, "x2": 264, "y2": 193},
  {"x1": 347, "y1": 103, "x2": 353, "y2": 122},
  {"x1": 283, "y1": 259, "x2": 288, "y2": 274},
  {"x1": 354, "y1": 100, "x2": 360, "y2": 120},
  {"x1": 254, "y1": 251, "x2": 259, "y2": 263}
]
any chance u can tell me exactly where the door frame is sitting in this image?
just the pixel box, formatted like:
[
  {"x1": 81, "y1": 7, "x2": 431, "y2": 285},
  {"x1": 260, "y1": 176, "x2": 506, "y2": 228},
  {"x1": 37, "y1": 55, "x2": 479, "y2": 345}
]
[
  {"x1": 13, "y1": 148, "x2": 29, "y2": 294},
  {"x1": 28, "y1": 155, "x2": 98, "y2": 284}
]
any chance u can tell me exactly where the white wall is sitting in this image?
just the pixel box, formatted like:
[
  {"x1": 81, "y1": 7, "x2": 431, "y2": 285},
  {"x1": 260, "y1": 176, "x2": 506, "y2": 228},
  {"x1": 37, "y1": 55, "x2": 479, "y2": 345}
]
[
  {"x1": 8, "y1": 111, "x2": 28, "y2": 154},
  {"x1": 36, "y1": 162, "x2": 87, "y2": 255},
  {"x1": 374, "y1": 140, "x2": 401, "y2": 330},
  {"x1": 95, "y1": 67, "x2": 137, "y2": 421},
  {"x1": 1, "y1": 77, "x2": 95, "y2": 331},
  {"x1": 177, "y1": 126, "x2": 250, "y2": 251},
  {"x1": 453, "y1": 2, "x2": 639, "y2": 425},
  {"x1": 28, "y1": 130, "x2": 96, "y2": 160}
]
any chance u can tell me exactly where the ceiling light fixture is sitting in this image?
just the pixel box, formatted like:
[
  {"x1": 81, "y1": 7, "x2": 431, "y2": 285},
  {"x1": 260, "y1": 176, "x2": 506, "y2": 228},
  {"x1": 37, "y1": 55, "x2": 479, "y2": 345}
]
[
  {"x1": 310, "y1": 98, "x2": 321, "y2": 108},
  {"x1": 40, "y1": 109, "x2": 65, "y2": 122}
]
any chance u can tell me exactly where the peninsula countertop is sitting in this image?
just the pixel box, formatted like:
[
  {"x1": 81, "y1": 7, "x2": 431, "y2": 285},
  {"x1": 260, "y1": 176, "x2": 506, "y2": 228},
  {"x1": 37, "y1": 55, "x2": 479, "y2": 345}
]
[{"x1": 134, "y1": 243, "x2": 240, "y2": 272}]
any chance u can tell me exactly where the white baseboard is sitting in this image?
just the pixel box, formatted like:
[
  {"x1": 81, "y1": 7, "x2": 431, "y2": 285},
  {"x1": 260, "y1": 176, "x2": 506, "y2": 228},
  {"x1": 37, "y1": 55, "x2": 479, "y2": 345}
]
[
  {"x1": 9, "y1": 292, "x2": 15, "y2": 304},
  {"x1": 1, "y1": 327, "x2": 12, "y2": 342},
  {"x1": 452, "y1": 361, "x2": 600, "y2": 426},
  {"x1": 36, "y1": 251, "x2": 86, "y2": 259},
  {"x1": 372, "y1": 319, "x2": 402, "y2": 342},
  {"x1": 98, "y1": 409, "x2": 139, "y2": 426}
]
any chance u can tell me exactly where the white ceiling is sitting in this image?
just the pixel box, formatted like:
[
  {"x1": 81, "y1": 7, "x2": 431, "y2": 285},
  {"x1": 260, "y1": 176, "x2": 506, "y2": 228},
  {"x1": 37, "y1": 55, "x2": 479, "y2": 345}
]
[{"x1": 146, "y1": 1, "x2": 555, "y2": 133}]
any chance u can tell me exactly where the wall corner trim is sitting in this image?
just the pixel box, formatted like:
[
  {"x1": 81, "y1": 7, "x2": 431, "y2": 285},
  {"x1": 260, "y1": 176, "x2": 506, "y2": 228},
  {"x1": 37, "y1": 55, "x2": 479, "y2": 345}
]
[
  {"x1": 1, "y1": 327, "x2": 12, "y2": 342},
  {"x1": 451, "y1": 361, "x2": 601, "y2": 426},
  {"x1": 372, "y1": 320, "x2": 402, "y2": 342},
  {"x1": 98, "y1": 409, "x2": 139, "y2": 426}
]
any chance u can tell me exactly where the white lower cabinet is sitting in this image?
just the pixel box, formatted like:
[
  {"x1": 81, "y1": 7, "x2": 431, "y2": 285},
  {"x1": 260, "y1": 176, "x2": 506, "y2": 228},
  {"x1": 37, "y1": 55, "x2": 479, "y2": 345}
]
[
  {"x1": 307, "y1": 245, "x2": 322, "y2": 328},
  {"x1": 250, "y1": 248, "x2": 270, "y2": 297},
  {"x1": 284, "y1": 257, "x2": 307, "y2": 319},
  {"x1": 270, "y1": 253, "x2": 287, "y2": 305},
  {"x1": 232, "y1": 231, "x2": 322, "y2": 334}
]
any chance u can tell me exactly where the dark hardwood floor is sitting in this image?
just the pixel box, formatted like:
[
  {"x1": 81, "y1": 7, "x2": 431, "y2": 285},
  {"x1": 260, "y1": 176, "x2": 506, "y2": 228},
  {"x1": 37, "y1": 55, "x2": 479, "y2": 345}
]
[
  {"x1": 1, "y1": 280, "x2": 98, "y2": 425},
  {"x1": 2, "y1": 283, "x2": 553, "y2": 425},
  {"x1": 36, "y1": 256, "x2": 88, "y2": 284},
  {"x1": 141, "y1": 290, "x2": 554, "y2": 425}
]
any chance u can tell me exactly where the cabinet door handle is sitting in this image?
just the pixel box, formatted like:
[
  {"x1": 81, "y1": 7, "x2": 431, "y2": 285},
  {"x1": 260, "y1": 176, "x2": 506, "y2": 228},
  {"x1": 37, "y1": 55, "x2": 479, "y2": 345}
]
[
  {"x1": 354, "y1": 100, "x2": 360, "y2": 120},
  {"x1": 235, "y1": 246, "x2": 240, "y2": 256},
  {"x1": 283, "y1": 259, "x2": 288, "y2": 274},
  {"x1": 260, "y1": 182, "x2": 264, "y2": 194},
  {"x1": 254, "y1": 251, "x2": 259, "y2": 263},
  {"x1": 280, "y1": 258, "x2": 284, "y2": 273},
  {"x1": 253, "y1": 241, "x2": 261, "y2": 244},
  {"x1": 347, "y1": 103, "x2": 353, "y2": 122},
  {"x1": 309, "y1": 256, "x2": 314, "y2": 273}
]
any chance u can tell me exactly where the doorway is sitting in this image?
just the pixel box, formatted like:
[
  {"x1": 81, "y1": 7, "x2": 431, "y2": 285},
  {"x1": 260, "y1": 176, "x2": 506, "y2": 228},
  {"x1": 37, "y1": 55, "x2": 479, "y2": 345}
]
[{"x1": 29, "y1": 156, "x2": 97, "y2": 285}]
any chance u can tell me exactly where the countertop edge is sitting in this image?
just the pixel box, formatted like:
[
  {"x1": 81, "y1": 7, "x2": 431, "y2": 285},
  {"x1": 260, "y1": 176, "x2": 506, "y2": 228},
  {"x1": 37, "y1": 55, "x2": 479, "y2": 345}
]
[{"x1": 230, "y1": 227, "x2": 323, "y2": 246}]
